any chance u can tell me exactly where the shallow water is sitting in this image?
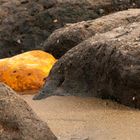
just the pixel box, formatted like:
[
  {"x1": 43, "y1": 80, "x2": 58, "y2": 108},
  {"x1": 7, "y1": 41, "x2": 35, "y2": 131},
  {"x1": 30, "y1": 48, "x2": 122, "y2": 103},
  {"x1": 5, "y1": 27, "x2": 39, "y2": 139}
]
[{"x1": 22, "y1": 95, "x2": 140, "y2": 140}]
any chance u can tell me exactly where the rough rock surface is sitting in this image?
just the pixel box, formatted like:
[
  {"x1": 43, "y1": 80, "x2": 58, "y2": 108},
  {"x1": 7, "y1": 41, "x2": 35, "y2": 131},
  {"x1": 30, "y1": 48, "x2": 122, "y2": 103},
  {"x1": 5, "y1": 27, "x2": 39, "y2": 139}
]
[
  {"x1": 0, "y1": 50, "x2": 56, "y2": 92},
  {"x1": 0, "y1": 83, "x2": 57, "y2": 140},
  {"x1": 43, "y1": 9, "x2": 140, "y2": 58},
  {"x1": 34, "y1": 21, "x2": 140, "y2": 109},
  {"x1": 0, "y1": 0, "x2": 140, "y2": 58}
]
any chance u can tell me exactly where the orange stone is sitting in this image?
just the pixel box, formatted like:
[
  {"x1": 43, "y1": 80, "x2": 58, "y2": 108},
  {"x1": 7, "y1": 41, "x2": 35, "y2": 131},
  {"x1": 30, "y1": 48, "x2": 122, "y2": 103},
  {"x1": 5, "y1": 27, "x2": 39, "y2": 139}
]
[{"x1": 0, "y1": 50, "x2": 57, "y2": 93}]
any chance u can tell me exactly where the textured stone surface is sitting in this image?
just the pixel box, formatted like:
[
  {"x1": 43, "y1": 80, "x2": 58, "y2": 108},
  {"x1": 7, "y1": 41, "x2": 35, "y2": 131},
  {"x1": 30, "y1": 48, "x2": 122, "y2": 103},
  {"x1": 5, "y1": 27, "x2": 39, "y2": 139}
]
[
  {"x1": 0, "y1": 83, "x2": 57, "y2": 140},
  {"x1": 0, "y1": 0, "x2": 140, "y2": 58},
  {"x1": 43, "y1": 9, "x2": 140, "y2": 58},
  {"x1": 34, "y1": 20, "x2": 140, "y2": 108},
  {"x1": 0, "y1": 50, "x2": 56, "y2": 92}
]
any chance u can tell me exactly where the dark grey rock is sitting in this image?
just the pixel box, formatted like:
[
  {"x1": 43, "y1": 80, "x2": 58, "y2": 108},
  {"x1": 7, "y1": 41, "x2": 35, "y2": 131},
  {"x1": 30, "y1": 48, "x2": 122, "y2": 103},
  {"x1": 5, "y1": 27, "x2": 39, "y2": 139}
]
[
  {"x1": 43, "y1": 9, "x2": 140, "y2": 58},
  {"x1": 34, "y1": 21, "x2": 140, "y2": 109},
  {"x1": 0, "y1": 0, "x2": 140, "y2": 58}
]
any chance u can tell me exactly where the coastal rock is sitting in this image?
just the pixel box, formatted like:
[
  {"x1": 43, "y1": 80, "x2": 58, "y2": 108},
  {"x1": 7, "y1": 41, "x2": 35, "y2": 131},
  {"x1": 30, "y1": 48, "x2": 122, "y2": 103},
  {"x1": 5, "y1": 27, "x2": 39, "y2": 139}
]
[
  {"x1": 0, "y1": 0, "x2": 140, "y2": 58},
  {"x1": 43, "y1": 9, "x2": 140, "y2": 58},
  {"x1": 34, "y1": 21, "x2": 140, "y2": 108},
  {"x1": 0, "y1": 50, "x2": 56, "y2": 92},
  {"x1": 0, "y1": 83, "x2": 57, "y2": 140}
]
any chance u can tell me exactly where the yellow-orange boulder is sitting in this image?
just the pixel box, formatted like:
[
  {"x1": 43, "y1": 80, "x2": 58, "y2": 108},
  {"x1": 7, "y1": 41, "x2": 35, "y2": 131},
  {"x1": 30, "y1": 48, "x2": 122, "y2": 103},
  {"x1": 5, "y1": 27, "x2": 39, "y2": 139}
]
[{"x1": 0, "y1": 50, "x2": 57, "y2": 93}]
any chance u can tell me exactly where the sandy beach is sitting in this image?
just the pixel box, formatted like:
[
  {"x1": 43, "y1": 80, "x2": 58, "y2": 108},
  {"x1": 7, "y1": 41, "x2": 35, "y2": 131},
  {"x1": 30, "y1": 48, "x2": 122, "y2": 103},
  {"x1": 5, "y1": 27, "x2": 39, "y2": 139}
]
[{"x1": 22, "y1": 95, "x2": 140, "y2": 140}]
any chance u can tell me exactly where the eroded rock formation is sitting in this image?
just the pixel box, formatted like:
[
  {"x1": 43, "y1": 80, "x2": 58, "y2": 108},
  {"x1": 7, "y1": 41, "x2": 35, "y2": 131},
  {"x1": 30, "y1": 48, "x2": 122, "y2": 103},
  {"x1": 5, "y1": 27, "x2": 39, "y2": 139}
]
[
  {"x1": 34, "y1": 18, "x2": 140, "y2": 108},
  {"x1": 0, "y1": 83, "x2": 57, "y2": 140},
  {"x1": 0, "y1": 0, "x2": 140, "y2": 58},
  {"x1": 43, "y1": 9, "x2": 140, "y2": 58}
]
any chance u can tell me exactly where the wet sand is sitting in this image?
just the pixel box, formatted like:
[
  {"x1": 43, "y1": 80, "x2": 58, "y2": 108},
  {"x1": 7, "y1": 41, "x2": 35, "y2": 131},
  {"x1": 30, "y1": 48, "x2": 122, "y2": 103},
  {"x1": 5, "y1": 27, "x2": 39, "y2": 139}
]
[{"x1": 22, "y1": 95, "x2": 140, "y2": 140}]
